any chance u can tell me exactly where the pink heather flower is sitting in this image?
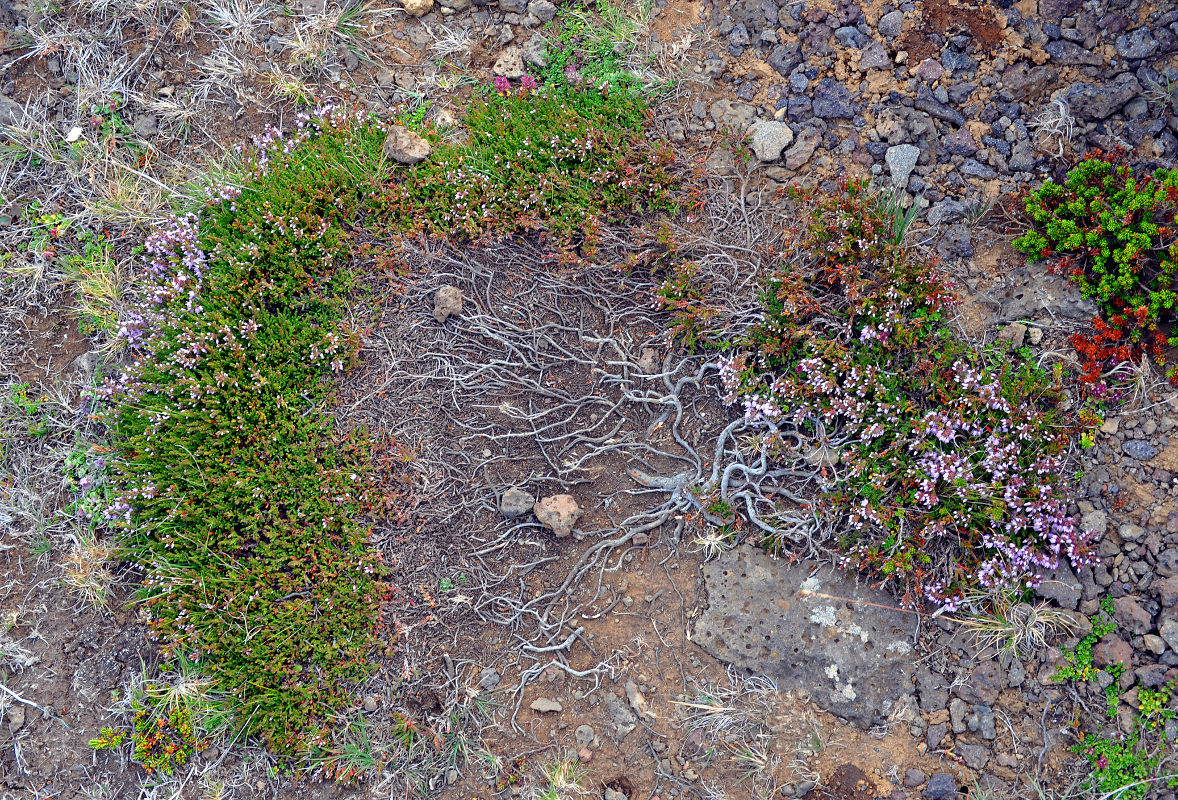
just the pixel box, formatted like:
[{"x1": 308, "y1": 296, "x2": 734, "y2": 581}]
[
  {"x1": 520, "y1": 73, "x2": 538, "y2": 92},
  {"x1": 493, "y1": 75, "x2": 510, "y2": 93},
  {"x1": 564, "y1": 64, "x2": 583, "y2": 86}
]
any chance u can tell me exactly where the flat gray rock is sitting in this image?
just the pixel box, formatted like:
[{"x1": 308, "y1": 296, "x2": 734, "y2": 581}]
[
  {"x1": 885, "y1": 144, "x2": 920, "y2": 188},
  {"x1": 694, "y1": 546, "x2": 917, "y2": 728}
]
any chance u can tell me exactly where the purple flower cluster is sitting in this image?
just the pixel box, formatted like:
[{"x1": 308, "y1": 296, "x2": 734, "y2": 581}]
[
  {"x1": 719, "y1": 306, "x2": 1099, "y2": 608},
  {"x1": 143, "y1": 212, "x2": 207, "y2": 313}
]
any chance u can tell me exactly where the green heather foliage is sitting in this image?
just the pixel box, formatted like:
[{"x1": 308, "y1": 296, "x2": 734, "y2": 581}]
[
  {"x1": 108, "y1": 110, "x2": 388, "y2": 753},
  {"x1": 368, "y1": 85, "x2": 676, "y2": 241},
  {"x1": 1014, "y1": 156, "x2": 1178, "y2": 383},
  {"x1": 108, "y1": 80, "x2": 675, "y2": 755}
]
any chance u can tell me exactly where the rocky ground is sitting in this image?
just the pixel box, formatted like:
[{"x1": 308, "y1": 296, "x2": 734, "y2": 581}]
[{"x1": 3, "y1": 0, "x2": 1178, "y2": 798}]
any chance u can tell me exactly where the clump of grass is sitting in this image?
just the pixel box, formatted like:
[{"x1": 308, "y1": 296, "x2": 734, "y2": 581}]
[
  {"x1": 956, "y1": 591, "x2": 1082, "y2": 662},
  {"x1": 60, "y1": 529, "x2": 116, "y2": 606},
  {"x1": 535, "y1": 756, "x2": 591, "y2": 800},
  {"x1": 307, "y1": 715, "x2": 380, "y2": 784}
]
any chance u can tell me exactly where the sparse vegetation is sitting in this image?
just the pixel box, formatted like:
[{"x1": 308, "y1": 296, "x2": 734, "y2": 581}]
[
  {"x1": 1052, "y1": 595, "x2": 1117, "y2": 684},
  {"x1": 90, "y1": 654, "x2": 231, "y2": 777}
]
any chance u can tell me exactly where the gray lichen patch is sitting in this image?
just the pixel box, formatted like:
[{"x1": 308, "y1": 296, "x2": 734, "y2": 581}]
[{"x1": 694, "y1": 545, "x2": 918, "y2": 728}]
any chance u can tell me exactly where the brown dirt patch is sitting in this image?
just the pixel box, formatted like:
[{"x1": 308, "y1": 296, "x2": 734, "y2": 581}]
[
  {"x1": 898, "y1": 0, "x2": 1007, "y2": 64},
  {"x1": 11, "y1": 309, "x2": 92, "y2": 386},
  {"x1": 650, "y1": 0, "x2": 702, "y2": 46}
]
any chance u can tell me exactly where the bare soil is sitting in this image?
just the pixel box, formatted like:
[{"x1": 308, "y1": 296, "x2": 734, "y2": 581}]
[{"x1": 0, "y1": 0, "x2": 1129, "y2": 798}]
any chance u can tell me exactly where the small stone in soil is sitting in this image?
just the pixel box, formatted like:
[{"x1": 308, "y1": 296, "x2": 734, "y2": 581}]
[
  {"x1": 499, "y1": 486, "x2": 535, "y2": 518},
  {"x1": 433, "y1": 285, "x2": 463, "y2": 323},
  {"x1": 529, "y1": 697, "x2": 563, "y2": 713},
  {"x1": 479, "y1": 666, "x2": 500, "y2": 690},
  {"x1": 923, "y1": 773, "x2": 957, "y2": 800}
]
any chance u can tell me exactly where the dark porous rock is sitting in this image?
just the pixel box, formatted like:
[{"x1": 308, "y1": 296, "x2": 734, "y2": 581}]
[
  {"x1": 875, "y1": 107, "x2": 936, "y2": 144},
  {"x1": 783, "y1": 126, "x2": 824, "y2": 169},
  {"x1": 1124, "y1": 439, "x2": 1158, "y2": 460},
  {"x1": 923, "y1": 773, "x2": 957, "y2": 800},
  {"x1": 916, "y1": 668, "x2": 949, "y2": 711},
  {"x1": 961, "y1": 158, "x2": 998, "y2": 179},
  {"x1": 1154, "y1": 576, "x2": 1178, "y2": 607},
  {"x1": 971, "y1": 704, "x2": 997, "y2": 740},
  {"x1": 914, "y1": 85, "x2": 967, "y2": 126},
  {"x1": 768, "y1": 41, "x2": 804, "y2": 76},
  {"x1": 858, "y1": 40, "x2": 892, "y2": 70},
  {"x1": 1094, "y1": 635, "x2": 1134, "y2": 669},
  {"x1": 1136, "y1": 663, "x2": 1170, "y2": 688},
  {"x1": 1159, "y1": 549, "x2": 1178, "y2": 578},
  {"x1": 905, "y1": 770, "x2": 927, "y2": 788},
  {"x1": 941, "y1": 51, "x2": 978, "y2": 76},
  {"x1": 1113, "y1": 596, "x2": 1153, "y2": 635},
  {"x1": 695, "y1": 546, "x2": 916, "y2": 728},
  {"x1": 1120, "y1": 523, "x2": 1146, "y2": 542},
  {"x1": 936, "y1": 223, "x2": 974, "y2": 260},
  {"x1": 878, "y1": 9, "x2": 906, "y2": 38},
  {"x1": 787, "y1": 96, "x2": 813, "y2": 122},
  {"x1": 957, "y1": 741, "x2": 989, "y2": 770},
  {"x1": 926, "y1": 722, "x2": 948, "y2": 751},
  {"x1": 835, "y1": 25, "x2": 867, "y2": 47},
  {"x1": 730, "y1": 0, "x2": 772, "y2": 35},
  {"x1": 943, "y1": 127, "x2": 979, "y2": 156},
  {"x1": 1001, "y1": 63, "x2": 1059, "y2": 101},
  {"x1": 948, "y1": 83, "x2": 976, "y2": 104},
  {"x1": 1039, "y1": 0, "x2": 1081, "y2": 18},
  {"x1": 812, "y1": 78, "x2": 857, "y2": 118},
  {"x1": 1036, "y1": 561, "x2": 1083, "y2": 610},
  {"x1": 915, "y1": 58, "x2": 945, "y2": 81},
  {"x1": 1060, "y1": 75, "x2": 1141, "y2": 120},
  {"x1": 1116, "y1": 28, "x2": 1160, "y2": 60},
  {"x1": 1045, "y1": 39, "x2": 1105, "y2": 65},
  {"x1": 952, "y1": 660, "x2": 1004, "y2": 706},
  {"x1": 1160, "y1": 616, "x2": 1178, "y2": 651}
]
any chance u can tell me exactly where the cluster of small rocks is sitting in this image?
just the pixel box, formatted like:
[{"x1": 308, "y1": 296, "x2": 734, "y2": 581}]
[
  {"x1": 500, "y1": 486, "x2": 583, "y2": 537},
  {"x1": 678, "y1": 0, "x2": 1177, "y2": 240}
]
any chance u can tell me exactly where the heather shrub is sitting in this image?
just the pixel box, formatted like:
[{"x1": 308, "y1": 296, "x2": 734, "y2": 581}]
[
  {"x1": 105, "y1": 81, "x2": 677, "y2": 756},
  {"x1": 106, "y1": 107, "x2": 388, "y2": 753},
  {"x1": 368, "y1": 83, "x2": 676, "y2": 243},
  {"x1": 1014, "y1": 155, "x2": 1178, "y2": 385},
  {"x1": 711, "y1": 181, "x2": 1097, "y2": 609}
]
